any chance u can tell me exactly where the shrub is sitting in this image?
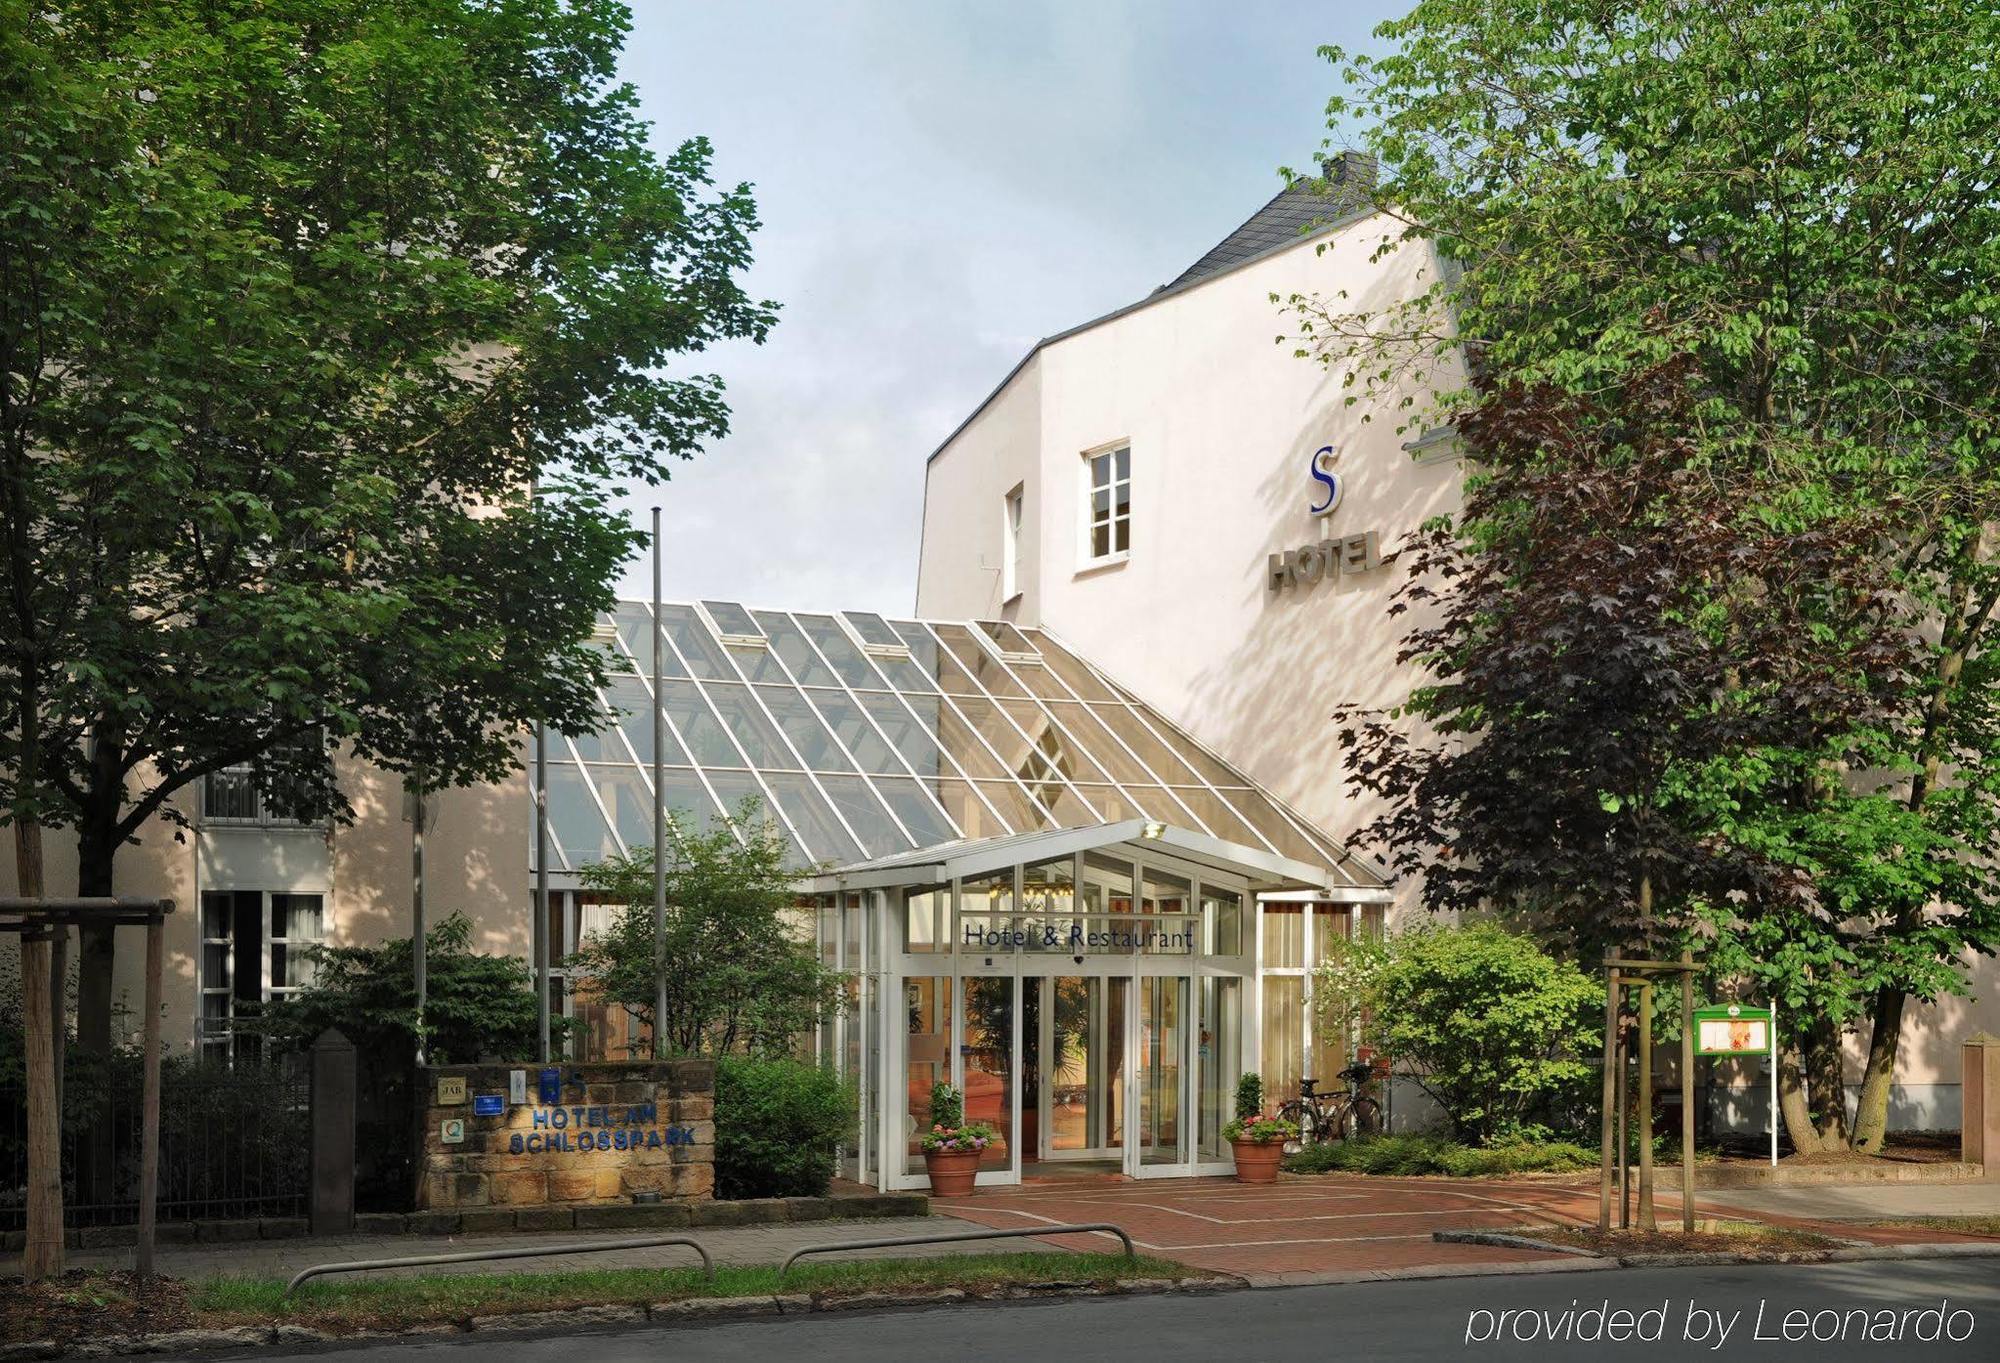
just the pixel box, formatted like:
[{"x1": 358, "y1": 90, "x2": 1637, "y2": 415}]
[
  {"x1": 713, "y1": 1056, "x2": 855, "y2": 1199},
  {"x1": 1320, "y1": 922, "x2": 1599, "y2": 1144},
  {"x1": 1282, "y1": 1133, "x2": 1595, "y2": 1177},
  {"x1": 1233, "y1": 1072, "x2": 1264, "y2": 1120}
]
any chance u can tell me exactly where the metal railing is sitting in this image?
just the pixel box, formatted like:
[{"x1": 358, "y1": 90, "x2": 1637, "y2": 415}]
[
  {"x1": 779, "y1": 1222, "x2": 1135, "y2": 1277},
  {"x1": 284, "y1": 1234, "x2": 715, "y2": 1296}
]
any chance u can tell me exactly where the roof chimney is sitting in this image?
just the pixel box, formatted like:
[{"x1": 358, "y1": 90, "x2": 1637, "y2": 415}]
[{"x1": 1318, "y1": 151, "x2": 1378, "y2": 208}]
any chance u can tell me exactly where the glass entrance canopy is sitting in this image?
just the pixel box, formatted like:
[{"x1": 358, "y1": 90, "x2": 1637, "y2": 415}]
[{"x1": 530, "y1": 601, "x2": 1387, "y2": 896}]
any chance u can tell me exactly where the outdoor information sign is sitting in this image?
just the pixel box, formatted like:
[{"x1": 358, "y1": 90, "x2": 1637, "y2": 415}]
[{"x1": 1693, "y1": 1002, "x2": 1778, "y2": 1165}]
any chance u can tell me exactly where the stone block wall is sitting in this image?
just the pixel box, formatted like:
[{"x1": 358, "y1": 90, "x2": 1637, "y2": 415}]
[{"x1": 415, "y1": 1060, "x2": 715, "y2": 1212}]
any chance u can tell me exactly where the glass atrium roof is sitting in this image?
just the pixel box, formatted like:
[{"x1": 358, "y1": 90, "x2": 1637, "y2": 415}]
[{"x1": 531, "y1": 603, "x2": 1384, "y2": 892}]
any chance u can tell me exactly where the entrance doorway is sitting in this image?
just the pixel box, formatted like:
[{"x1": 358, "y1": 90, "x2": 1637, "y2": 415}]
[{"x1": 1023, "y1": 976, "x2": 1127, "y2": 1176}]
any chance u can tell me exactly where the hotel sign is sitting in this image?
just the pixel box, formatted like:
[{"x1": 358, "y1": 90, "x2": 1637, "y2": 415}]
[
  {"x1": 1268, "y1": 444, "x2": 1384, "y2": 593},
  {"x1": 1694, "y1": 1003, "x2": 1774, "y2": 1057}
]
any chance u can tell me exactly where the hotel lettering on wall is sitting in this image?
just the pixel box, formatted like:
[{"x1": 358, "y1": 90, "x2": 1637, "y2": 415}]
[{"x1": 1268, "y1": 444, "x2": 1384, "y2": 593}]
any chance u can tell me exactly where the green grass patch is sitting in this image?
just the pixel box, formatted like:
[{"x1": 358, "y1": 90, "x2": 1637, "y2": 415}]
[
  {"x1": 188, "y1": 1252, "x2": 1183, "y2": 1333},
  {"x1": 1283, "y1": 1133, "x2": 1596, "y2": 1176}
]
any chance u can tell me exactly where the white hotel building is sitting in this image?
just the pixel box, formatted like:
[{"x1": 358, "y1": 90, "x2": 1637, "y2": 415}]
[{"x1": 10, "y1": 161, "x2": 1990, "y2": 1190}]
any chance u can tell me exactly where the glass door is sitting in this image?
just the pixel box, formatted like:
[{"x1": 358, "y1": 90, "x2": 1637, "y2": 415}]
[
  {"x1": 1032, "y1": 975, "x2": 1126, "y2": 1165},
  {"x1": 958, "y1": 972, "x2": 1019, "y2": 1182},
  {"x1": 1134, "y1": 974, "x2": 1191, "y2": 1170}
]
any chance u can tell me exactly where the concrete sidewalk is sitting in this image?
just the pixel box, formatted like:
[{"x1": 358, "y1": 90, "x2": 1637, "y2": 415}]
[
  {"x1": 1702, "y1": 1180, "x2": 2000, "y2": 1223},
  {"x1": 3, "y1": 1214, "x2": 1026, "y2": 1283}
]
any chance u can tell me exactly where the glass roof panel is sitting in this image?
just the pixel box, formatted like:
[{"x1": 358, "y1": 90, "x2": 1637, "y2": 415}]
[
  {"x1": 976, "y1": 620, "x2": 1038, "y2": 657},
  {"x1": 763, "y1": 772, "x2": 864, "y2": 865},
  {"x1": 806, "y1": 691, "x2": 903, "y2": 774},
  {"x1": 1137, "y1": 718, "x2": 1253, "y2": 788},
  {"x1": 972, "y1": 780, "x2": 1057, "y2": 832},
  {"x1": 703, "y1": 770, "x2": 809, "y2": 867},
  {"x1": 932, "y1": 624, "x2": 1027, "y2": 697},
  {"x1": 857, "y1": 692, "x2": 947, "y2": 778},
  {"x1": 756, "y1": 686, "x2": 854, "y2": 772},
  {"x1": 581, "y1": 675, "x2": 687, "y2": 766},
  {"x1": 1084, "y1": 704, "x2": 1204, "y2": 784},
  {"x1": 871, "y1": 648, "x2": 942, "y2": 694},
  {"x1": 1169, "y1": 786, "x2": 1275, "y2": 852},
  {"x1": 798, "y1": 613, "x2": 888, "y2": 689},
  {"x1": 588, "y1": 763, "x2": 656, "y2": 853},
  {"x1": 659, "y1": 604, "x2": 735, "y2": 681},
  {"x1": 997, "y1": 699, "x2": 1111, "y2": 783},
  {"x1": 755, "y1": 611, "x2": 840, "y2": 686},
  {"x1": 610, "y1": 605, "x2": 687, "y2": 679},
  {"x1": 544, "y1": 759, "x2": 617, "y2": 870},
  {"x1": 870, "y1": 775, "x2": 961, "y2": 848},
  {"x1": 660, "y1": 680, "x2": 744, "y2": 767},
  {"x1": 705, "y1": 683, "x2": 798, "y2": 769},
  {"x1": 1215, "y1": 787, "x2": 1328, "y2": 866},
  {"x1": 817, "y1": 774, "x2": 916, "y2": 857},
  {"x1": 651, "y1": 768, "x2": 729, "y2": 840},
  {"x1": 842, "y1": 611, "x2": 904, "y2": 649},
  {"x1": 727, "y1": 641, "x2": 790, "y2": 685},
  {"x1": 919, "y1": 778, "x2": 1019, "y2": 839},
  {"x1": 890, "y1": 620, "x2": 942, "y2": 674},
  {"x1": 1031, "y1": 701, "x2": 1152, "y2": 784},
  {"x1": 701, "y1": 600, "x2": 762, "y2": 637},
  {"x1": 929, "y1": 695, "x2": 1015, "y2": 779}
]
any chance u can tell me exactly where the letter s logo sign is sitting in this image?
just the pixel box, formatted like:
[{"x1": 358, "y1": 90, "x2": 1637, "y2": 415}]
[{"x1": 1309, "y1": 445, "x2": 1343, "y2": 517}]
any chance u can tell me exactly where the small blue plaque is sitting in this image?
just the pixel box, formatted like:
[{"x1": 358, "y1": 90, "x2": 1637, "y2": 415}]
[
  {"x1": 537, "y1": 1067, "x2": 562, "y2": 1104},
  {"x1": 473, "y1": 1094, "x2": 505, "y2": 1117}
]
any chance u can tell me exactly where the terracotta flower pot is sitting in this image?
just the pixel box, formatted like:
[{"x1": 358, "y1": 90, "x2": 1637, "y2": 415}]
[
  {"x1": 1231, "y1": 1136, "x2": 1285, "y2": 1184},
  {"x1": 924, "y1": 1147, "x2": 983, "y2": 1196}
]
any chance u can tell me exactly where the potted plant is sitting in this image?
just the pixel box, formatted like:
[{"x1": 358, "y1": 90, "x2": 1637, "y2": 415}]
[
  {"x1": 920, "y1": 1082, "x2": 994, "y2": 1196},
  {"x1": 1223, "y1": 1073, "x2": 1295, "y2": 1183}
]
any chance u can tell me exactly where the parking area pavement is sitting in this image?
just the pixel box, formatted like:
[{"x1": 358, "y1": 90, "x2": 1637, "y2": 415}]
[{"x1": 930, "y1": 1174, "x2": 1604, "y2": 1285}]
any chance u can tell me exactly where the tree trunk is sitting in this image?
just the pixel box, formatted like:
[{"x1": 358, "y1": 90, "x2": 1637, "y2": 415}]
[
  {"x1": 16, "y1": 816, "x2": 64, "y2": 1281},
  {"x1": 1850, "y1": 986, "x2": 1904, "y2": 1154},
  {"x1": 1804, "y1": 1014, "x2": 1851, "y2": 1147},
  {"x1": 74, "y1": 818, "x2": 118, "y2": 1054},
  {"x1": 1776, "y1": 1040, "x2": 1823, "y2": 1156}
]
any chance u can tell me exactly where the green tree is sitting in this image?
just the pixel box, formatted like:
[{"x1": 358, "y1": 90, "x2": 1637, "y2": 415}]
[
  {"x1": 567, "y1": 803, "x2": 846, "y2": 1057},
  {"x1": 1299, "y1": 0, "x2": 2000, "y2": 1153},
  {"x1": 0, "y1": 1, "x2": 775, "y2": 1051},
  {"x1": 1324, "y1": 922, "x2": 1600, "y2": 1145},
  {"x1": 256, "y1": 910, "x2": 560, "y2": 1066}
]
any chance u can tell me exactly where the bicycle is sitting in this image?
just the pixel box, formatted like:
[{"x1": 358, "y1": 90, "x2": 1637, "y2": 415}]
[{"x1": 1276, "y1": 1062, "x2": 1383, "y2": 1149}]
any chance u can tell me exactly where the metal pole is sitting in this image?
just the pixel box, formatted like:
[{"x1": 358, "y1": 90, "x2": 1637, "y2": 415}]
[
  {"x1": 534, "y1": 723, "x2": 551, "y2": 1063},
  {"x1": 1637, "y1": 980, "x2": 1656, "y2": 1231},
  {"x1": 1680, "y1": 949, "x2": 1696, "y2": 1232},
  {"x1": 651, "y1": 506, "x2": 667, "y2": 1060},
  {"x1": 136, "y1": 916, "x2": 164, "y2": 1280},
  {"x1": 1769, "y1": 999, "x2": 1779, "y2": 1167},
  {"x1": 411, "y1": 773, "x2": 426, "y2": 1067},
  {"x1": 1598, "y1": 961, "x2": 1617, "y2": 1232},
  {"x1": 1616, "y1": 997, "x2": 1629, "y2": 1229}
]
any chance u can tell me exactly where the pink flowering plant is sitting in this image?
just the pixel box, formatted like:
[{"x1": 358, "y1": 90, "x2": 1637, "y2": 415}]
[{"x1": 919, "y1": 1081, "x2": 997, "y2": 1153}]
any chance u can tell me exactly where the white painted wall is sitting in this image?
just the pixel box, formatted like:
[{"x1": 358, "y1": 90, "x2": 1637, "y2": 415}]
[{"x1": 916, "y1": 208, "x2": 2000, "y2": 1108}]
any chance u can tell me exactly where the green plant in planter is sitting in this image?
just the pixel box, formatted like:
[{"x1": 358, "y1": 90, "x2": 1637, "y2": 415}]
[
  {"x1": 919, "y1": 1082, "x2": 995, "y2": 1153},
  {"x1": 1232, "y1": 1073, "x2": 1263, "y2": 1122},
  {"x1": 1222, "y1": 1072, "x2": 1296, "y2": 1144}
]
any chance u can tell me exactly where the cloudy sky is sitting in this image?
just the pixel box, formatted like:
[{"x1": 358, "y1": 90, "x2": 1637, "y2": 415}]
[{"x1": 610, "y1": 3, "x2": 1397, "y2": 613}]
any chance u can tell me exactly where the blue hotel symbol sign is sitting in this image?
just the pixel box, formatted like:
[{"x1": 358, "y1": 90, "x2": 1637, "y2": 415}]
[{"x1": 537, "y1": 1067, "x2": 562, "y2": 1104}]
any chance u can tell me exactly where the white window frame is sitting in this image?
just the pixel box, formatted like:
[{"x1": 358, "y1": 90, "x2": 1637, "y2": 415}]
[
  {"x1": 1001, "y1": 483, "x2": 1024, "y2": 601},
  {"x1": 197, "y1": 888, "x2": 326, "y2": 1060},
  {"x1": 1079, "y1": 444, "x2": 1132, "y2": 568}
]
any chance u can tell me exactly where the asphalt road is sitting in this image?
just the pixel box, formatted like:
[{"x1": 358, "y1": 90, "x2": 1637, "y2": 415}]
[{"x1": 232, "y1": 1259, "x2": 2000, "y2": 1363}]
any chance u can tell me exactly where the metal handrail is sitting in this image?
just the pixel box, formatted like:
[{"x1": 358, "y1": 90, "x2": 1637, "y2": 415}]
[
  {"x1": 778, "y1": 1222, "x2": 1134, "y2": 1277},
  {"x1": 284, "y1": 1233, "x2": 714, "y2": 1296}
]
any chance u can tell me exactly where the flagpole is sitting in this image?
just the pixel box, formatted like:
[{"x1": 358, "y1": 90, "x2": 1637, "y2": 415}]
[{"x1": 652, "y1": 506, "x2": 667, "y2": 1059}]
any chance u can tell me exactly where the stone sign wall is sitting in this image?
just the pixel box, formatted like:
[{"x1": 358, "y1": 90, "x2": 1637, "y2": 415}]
[{"x1": 416, "y1": 1060, "x2": 714, "y2": 1212}]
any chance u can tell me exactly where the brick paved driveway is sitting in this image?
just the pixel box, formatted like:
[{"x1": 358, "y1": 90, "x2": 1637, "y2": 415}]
[{"x1": 931, "y1": 1174, "x2": 1602, "y2": 1285}]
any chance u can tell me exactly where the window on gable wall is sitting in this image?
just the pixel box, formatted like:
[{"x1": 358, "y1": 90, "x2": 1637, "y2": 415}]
[
  {"x1": 1001, "y1": 484, "x2": 1024, "y2": 600},
  {"x1": 1083, "y1": 446, "x2": 1130, "y2": 562}
]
